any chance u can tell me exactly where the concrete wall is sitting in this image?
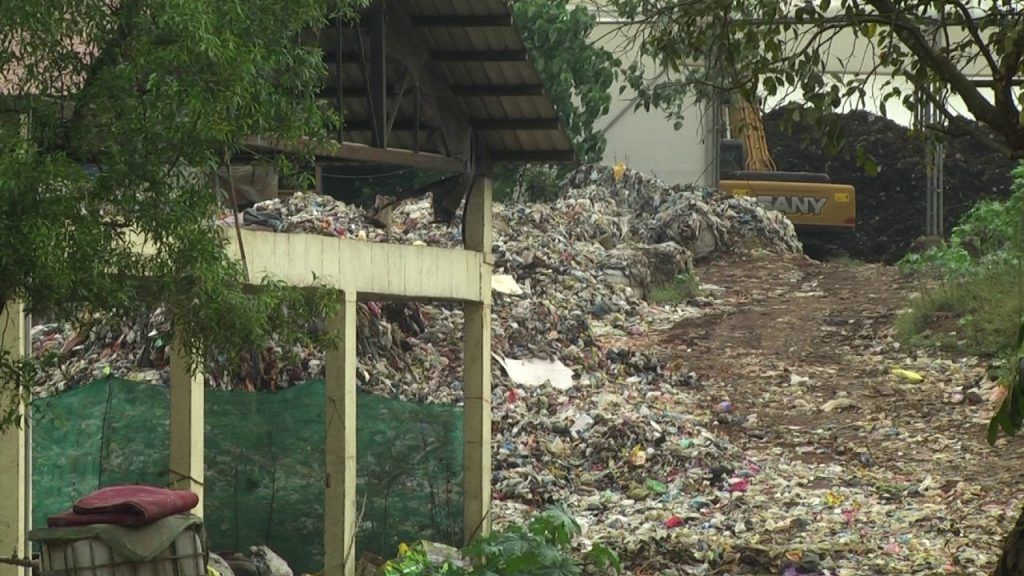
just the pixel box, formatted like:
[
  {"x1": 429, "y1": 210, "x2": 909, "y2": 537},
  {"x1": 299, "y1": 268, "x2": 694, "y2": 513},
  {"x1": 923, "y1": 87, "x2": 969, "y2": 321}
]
[{"x1": 591, "y1": 20, "x2": 715, "y2": 187}]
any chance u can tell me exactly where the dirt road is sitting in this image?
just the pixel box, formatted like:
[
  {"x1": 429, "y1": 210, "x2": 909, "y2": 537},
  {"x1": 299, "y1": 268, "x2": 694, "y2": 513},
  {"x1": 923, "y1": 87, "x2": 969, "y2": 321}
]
[{"x1": 641, "y1": 254, "x2": 1024, "y2": 573}]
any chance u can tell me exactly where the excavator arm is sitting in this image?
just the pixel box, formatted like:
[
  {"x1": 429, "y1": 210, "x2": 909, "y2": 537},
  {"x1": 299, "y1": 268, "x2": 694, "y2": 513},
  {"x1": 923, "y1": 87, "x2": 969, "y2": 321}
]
[
  {"x1": 719, "y1": 95, "x2": 857, "y2": 231},
  {"x1": 728, "y1": 96, "x2": 777, "y2": 172}
]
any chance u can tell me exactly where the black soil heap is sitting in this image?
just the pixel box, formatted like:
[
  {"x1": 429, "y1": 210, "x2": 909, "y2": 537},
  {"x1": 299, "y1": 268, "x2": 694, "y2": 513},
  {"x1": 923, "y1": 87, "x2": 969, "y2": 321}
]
[{"x1": 763, "y1": 107, "x2": 1018, "y2": 262}]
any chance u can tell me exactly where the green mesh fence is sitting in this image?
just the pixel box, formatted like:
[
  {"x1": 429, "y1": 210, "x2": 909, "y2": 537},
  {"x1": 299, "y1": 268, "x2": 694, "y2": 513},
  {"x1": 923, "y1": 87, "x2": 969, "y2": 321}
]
[{"x1": 32, "y1": 378, "x2": 464, "y2": 573}]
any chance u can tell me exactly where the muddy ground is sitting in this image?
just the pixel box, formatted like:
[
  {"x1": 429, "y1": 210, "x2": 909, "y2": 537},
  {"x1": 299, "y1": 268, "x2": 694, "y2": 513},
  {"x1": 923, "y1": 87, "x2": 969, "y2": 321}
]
[{"x1": 615, "y1": 254, "x2": 1024, "y2": 574}]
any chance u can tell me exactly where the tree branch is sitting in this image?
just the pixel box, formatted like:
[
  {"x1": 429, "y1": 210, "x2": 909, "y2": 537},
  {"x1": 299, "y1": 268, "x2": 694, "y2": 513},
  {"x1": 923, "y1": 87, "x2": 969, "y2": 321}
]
[
  {"x1": 865, "y1": 0, "x2": 1000, "y2": 127},
  {"x1": 949, "y1": 0, "x2": 1000, "y2": 74},
  {"x1": 994, "y1": 23, "x2": 1024, "y2": 126},
  {"x1": 0, "y1": 557, "x2": 38, "y2": 569},
  {"x1": 912, "y1": 79, "x2": 1013, "y2": 157}
]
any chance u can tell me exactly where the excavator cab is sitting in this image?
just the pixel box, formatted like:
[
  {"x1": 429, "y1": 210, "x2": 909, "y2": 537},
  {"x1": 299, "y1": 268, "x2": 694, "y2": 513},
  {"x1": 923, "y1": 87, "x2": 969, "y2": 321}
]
[{"x1": 717, "y1": 97, "x2": 856, "y2": 231}]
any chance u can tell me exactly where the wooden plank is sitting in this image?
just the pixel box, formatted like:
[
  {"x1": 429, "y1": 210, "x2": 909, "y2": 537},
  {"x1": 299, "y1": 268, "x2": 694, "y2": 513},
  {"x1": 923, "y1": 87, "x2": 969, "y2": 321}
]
[
  {"x1": 463, "y1": 175, "x2": 493, "y2": 543},
  {"x1": 465, "y1": 176, "x2": 493, "y2": 254},
  {"x1": 324, "y1": 293, "x2": 358, "y2": 576},
  {"x1": 432, "y1": 50, "x2": 528, "y2": 63},
  {"x1": 0, "y1": 301, "x2": 27, "y2": 576},
  {"x1": 368, "y1": 242, "x2": 391, "y2": 295},
  {"x1": 489, "y1": 150, "x2": 577, "y2": 163},
  {"x1": 410, "y1": 15, "x2": 513, "y2": 27},
  {"x1": 244, "y1": 136, "x2": 466, "y2": 174},
  {"x1": 169, "y1": 334, "x2": 204, "y2": 516},
  {"x1": 306, "y1": 234, "x2": 324, "y2": 284}
]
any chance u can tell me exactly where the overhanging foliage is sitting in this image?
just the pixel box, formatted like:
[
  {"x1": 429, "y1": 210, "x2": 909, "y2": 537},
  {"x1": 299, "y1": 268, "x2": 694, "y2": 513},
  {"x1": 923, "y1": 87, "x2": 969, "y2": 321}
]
[
  {"x1": 0, "y1": 0, "x2": 369, "y2": 428},
  {"x1": 607, "y1": 0, "x2": 1024, "y2": 158}
]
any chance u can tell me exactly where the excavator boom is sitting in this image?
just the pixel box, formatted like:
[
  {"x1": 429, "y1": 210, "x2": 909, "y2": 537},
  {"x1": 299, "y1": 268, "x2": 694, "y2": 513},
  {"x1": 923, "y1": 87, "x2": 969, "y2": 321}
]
[{"x1": 718, "y1": 96, "x2": 856, "y2": 231}]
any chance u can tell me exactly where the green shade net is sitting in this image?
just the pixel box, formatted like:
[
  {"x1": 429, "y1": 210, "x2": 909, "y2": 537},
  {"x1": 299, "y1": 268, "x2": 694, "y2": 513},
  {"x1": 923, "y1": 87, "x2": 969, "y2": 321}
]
[{"x1": 32, "y1": 378, "x2": 464, "y2": 573}]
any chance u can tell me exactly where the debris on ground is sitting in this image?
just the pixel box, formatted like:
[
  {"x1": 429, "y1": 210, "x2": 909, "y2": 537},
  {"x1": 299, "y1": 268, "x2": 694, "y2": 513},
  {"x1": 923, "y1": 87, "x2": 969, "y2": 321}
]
[
  {"x1": 249, "y1": 546, "x2": 294, "y2": 576},
  {"x1": 28, "y1": 166, "x2": 1023, "y2": 574}
]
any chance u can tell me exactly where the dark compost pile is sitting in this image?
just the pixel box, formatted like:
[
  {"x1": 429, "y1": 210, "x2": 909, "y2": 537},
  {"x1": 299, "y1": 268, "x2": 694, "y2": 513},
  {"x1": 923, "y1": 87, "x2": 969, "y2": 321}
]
[{"x1": 764, "y1": 107, "x2": 1018, "y2": 262}]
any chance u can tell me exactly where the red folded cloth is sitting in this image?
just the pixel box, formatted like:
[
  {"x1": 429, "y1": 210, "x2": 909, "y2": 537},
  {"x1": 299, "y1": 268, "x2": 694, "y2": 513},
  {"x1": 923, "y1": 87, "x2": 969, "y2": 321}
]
[{"x1": 47, "y1": 485, "x2": 199, "y2": 527}]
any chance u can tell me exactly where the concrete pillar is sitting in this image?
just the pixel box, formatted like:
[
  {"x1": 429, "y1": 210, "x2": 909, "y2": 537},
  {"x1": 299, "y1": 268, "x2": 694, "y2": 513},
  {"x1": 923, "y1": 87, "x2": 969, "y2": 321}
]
[
  {"x1": 169, "y1": 335, "x2": 204, "y2": 515},
  {"x1": 324, "y1": 292, "x2": 358, "y2": 576},
  {"x1": 0, "y1": 301, "x2": 27, "y2": 576},
  {"x1": 462, "y1": 175, "x2": 493, "y2": 543}
]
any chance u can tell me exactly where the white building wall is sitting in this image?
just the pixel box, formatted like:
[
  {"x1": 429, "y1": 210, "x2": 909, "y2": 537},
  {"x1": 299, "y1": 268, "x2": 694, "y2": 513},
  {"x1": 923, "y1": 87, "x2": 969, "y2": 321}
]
[{"x1": 591, "y1": 20, "x2": 715, "y2": 187}]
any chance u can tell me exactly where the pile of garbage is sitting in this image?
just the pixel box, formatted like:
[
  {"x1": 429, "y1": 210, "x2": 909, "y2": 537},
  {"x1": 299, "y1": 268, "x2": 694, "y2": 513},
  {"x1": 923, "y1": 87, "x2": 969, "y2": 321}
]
[
  {"x1": 31, "y1": 165, "x2": 800, "y2": 396},
  {"x1": 565, "y1": 165, "x2": 803, "y2": 258}
]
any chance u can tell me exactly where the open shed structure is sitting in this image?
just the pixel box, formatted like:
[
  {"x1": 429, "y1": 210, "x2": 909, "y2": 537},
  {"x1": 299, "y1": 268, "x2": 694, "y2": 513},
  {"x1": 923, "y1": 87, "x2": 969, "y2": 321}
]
[{"x1": 0, "y1": 2, "x2": 574, "y2": 576}]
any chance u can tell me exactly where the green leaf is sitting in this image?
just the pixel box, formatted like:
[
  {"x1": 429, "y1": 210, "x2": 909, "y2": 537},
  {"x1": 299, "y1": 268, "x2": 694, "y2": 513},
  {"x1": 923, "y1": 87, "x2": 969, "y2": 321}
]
[
  {"x1": 530, "y1": 506, "x2": 581, "y2": 546},
  {"x1": 586, "y1": 543, "x2": 622, "y2": 574},
  {"x1": 863, "y1": 156, "x2": 879, "y2": 177}
]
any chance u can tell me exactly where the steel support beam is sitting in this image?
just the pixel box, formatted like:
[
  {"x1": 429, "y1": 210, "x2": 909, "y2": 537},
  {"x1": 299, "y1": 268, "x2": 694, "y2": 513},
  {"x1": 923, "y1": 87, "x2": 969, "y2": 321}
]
[
  {"x1": 335, "y1": 16, "x2": 345, "y2": 143},
  {"x1": 324, "y1": 84, "x2": 546, "y2": 99},
  {"x1": 410, "y1": 15, "x2": 513, "y2": 27},
  {"x1": 244, "y1": 136, "x2": 467, "y2": 173},
  {"x1": 344, "y1": 119, "x2": 561, "y2": 132},
  {"x1": 489, "y1": 150, "x2": 577, "y2": 163},
  {"x1": 367, "y1": 0, "x2": 388, "y2": 148},
  {"x1": 919, "y1": 28, "x2": 945, "y2": 238},
  {"x1": 432, "y1": 51, "x2": 528, "y2": 63}
]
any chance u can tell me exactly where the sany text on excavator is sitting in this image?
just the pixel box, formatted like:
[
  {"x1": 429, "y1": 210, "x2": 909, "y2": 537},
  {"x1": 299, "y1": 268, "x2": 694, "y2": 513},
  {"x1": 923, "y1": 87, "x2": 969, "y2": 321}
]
[{"x1": 716, "y1": 96, "x2": 856, "y2": 231}]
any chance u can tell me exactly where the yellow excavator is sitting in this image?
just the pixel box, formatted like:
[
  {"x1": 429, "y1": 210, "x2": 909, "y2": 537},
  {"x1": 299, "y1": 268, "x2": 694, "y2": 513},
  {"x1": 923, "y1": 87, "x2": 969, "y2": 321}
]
[{"x1": 717, "y1": 96, "x2": 856, "y2": 231}]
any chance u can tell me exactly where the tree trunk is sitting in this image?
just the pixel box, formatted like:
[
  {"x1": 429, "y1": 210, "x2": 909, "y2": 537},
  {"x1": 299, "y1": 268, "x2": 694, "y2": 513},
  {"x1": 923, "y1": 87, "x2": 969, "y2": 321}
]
[{"x1": 994, "y1": 503, "x2": 1024, "y2": 575}]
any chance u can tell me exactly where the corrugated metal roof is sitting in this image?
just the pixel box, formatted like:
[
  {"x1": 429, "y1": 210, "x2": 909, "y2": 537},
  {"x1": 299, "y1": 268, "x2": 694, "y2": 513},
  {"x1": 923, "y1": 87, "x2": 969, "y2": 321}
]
[{"x1": 320, "y1": 0, "x2": 576, "y2": 165}]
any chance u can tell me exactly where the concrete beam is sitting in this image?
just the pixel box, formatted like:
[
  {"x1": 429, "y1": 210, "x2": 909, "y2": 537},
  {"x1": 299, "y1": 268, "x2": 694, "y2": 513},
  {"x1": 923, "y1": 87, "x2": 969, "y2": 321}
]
[
  {"x1": 462, "y1": 175, "x2": 493, "y2": 543},
  {"x1": 224, "y1": 231, "x2": 486, "y2": 303},
  {"x1": 169, "y1": 335, "x2": 204, "y2": 516},
  {"x1": 324, "y1": 293, "x2": 358, "y2": 576},
  {"x1": 0, "y1": 302, "x2": 27, "y2": 576}
]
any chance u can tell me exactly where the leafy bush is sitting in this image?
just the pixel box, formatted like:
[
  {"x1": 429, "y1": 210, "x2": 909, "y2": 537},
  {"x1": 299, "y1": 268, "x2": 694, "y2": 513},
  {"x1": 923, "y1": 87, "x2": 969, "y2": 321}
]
[
  {"x1": 510, "y1": 0, "x2": 618, "y2": 164},
  {"x1": 494, "y1": 164, "x2": 564, "y2": 204},
  {"x1": 896, "y1": 163, "x2": 1024, "y2": 358},
  {"x1": 899, "y1": 163, "x2": 1024, "y2": 276},
  {"x1": 491, "y1": 0, "x2": 620, "y2": 204},
  {"x1": 895, "y1": 263, "x2": 1022, "y2": 357},
  {"x1": 381, "y1": 507, "x2": 620, "y2": 576}
]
